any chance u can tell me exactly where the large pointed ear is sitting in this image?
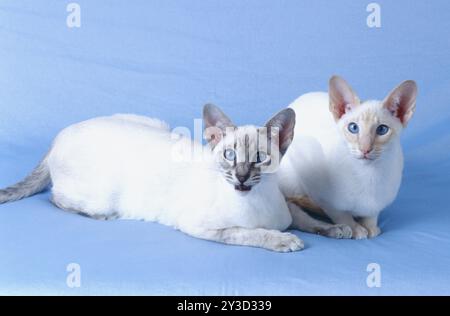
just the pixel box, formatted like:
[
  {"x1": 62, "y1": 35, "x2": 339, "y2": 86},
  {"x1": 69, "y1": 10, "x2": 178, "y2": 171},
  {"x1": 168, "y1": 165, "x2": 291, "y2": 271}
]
[
  {"x1": 264, "y1": 108, "x2": 296, "y2": 156},
  {"x1": 382, "y1": 80, "x2": 417, "y2": 127},
  {"x1": 329, "y1": 75, "x2": 360, "y2": 121},
  {"x1": 203, "y1": 103, "x2": 235, "y2": 147}
]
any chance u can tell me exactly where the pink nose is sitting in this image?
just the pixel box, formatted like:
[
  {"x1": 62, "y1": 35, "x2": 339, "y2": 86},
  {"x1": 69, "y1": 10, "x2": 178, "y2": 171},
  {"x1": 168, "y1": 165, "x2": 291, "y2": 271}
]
[{"x1": 362, "y1": 148, "x2": 372, "y2": 155}]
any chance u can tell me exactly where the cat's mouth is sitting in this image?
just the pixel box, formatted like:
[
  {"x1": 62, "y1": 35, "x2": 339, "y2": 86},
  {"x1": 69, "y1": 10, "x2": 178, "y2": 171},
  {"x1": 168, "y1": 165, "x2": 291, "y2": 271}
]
[
  {"x1": 358, "y1": 154, "x2": 378, "y2": 161},
  {"x1": 234, "y1": 184, "x2": 252, "y2": 192},
  {"x1": 355, "y1": 152, "x2": 377, "y2": 161}
]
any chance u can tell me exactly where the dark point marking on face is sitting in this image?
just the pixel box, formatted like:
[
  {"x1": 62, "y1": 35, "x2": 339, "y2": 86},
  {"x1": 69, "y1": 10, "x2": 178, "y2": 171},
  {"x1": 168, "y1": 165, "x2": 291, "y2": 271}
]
[{"x1": 203, "y1": 104, "x2": 296, "y2": 193}]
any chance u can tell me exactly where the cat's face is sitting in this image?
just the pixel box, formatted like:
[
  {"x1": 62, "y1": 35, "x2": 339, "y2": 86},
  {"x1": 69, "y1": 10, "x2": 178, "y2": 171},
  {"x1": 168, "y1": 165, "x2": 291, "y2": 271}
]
[
  {"x1": 203, "y1": 104, "x2": 295, "y2": 192},
  {"x1": 329, "y1": 76, "x2": 417, "y2": 162}
]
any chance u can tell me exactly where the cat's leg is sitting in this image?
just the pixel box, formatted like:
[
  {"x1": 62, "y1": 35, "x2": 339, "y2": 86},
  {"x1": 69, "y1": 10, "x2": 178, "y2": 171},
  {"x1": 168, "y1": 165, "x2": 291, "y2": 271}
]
[
  {"x1": 358, "y1": 215, "x2": 381, "y2": 238},
  {"x1": 51, "y1": 191, "x2": 119, "y2": 220},
  {"x1": 288, "y1": 202, "x2": 352, "y2": 239},
  {"x1": 325, "y1": 209, "x2": 368, "y2": 240},
  {"x1": 186, "y1": 227, "x2": 304, "y2": 252}
]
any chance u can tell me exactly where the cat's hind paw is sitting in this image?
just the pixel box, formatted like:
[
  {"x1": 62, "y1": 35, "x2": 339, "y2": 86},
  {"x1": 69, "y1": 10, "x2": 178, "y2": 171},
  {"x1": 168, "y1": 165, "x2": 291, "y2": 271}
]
[{"x1": 265, "y1": 231, "x2": 304, "y2": 252}]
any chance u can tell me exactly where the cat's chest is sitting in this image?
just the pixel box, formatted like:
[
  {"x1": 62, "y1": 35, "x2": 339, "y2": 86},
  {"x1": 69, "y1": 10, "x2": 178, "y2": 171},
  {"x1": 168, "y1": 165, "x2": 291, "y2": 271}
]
[
  {"x1": 327, "y1": 155, "x2": 403, "y2": 216},
  {"x1": 227, "y1": 191, "x2": 292, "y2": 230},
  {"x1": 201, "y1": 181, "x2": 292, "y2": 231},
  {"x1": 173, "y1": 176, "x2": 292, "y2": 231}
]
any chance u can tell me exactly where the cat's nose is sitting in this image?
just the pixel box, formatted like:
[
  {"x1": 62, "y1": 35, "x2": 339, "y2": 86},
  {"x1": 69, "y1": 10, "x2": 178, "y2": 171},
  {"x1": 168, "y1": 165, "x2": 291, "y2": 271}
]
[
  {"x1": 237, "y1": 174, "x2": 250, "y2": 184},
  {"x1": 361, "y1": 148, "x2": 373, "y2": 155},
  {"x1": 235, "y1": 163, "x2": 251, "y2": 183}
]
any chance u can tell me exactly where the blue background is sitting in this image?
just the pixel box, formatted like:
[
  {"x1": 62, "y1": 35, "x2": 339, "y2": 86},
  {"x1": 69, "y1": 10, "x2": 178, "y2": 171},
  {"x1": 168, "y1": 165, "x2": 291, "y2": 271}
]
[{"x1": 1, "y1": 0, "x2": 449, "y2": 295}]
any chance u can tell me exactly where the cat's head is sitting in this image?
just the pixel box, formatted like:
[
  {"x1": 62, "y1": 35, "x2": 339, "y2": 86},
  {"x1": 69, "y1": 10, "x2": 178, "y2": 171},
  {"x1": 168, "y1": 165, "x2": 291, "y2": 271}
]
[
  {"x1": 329, "y1": 76, "x2": 417, "y2": 161},
  {"x1": 203, "y1": 104, "x2": 295, "y2": 192}
]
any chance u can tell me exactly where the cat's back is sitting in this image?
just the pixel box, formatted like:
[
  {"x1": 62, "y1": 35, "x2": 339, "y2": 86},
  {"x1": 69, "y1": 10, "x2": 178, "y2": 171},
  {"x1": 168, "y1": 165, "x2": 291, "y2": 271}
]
[
  {"x1": 289, "y1": 92, "x2": 336, "y2": 136},
  {"x1": 47, "y1": 114, "x2": 193, "y2": 221},
  {"x1": 278, "y1": 93, "x2": 334, "y2": 197},
  {"x1": 48, "y1": 114, "x2": 176, "y2": 175},
  {"x1": 108, "y1": 113, "x2": 170, "y2": 131},
  {"x1": 58, "y1": 113, "x2": 169, "y2": 138},
  {"x1": 288, "y1": 92, "x2": 339, "y2": 151},
  {"x1": 53, "y1": 114, "x2": 170, "y2": 149}
]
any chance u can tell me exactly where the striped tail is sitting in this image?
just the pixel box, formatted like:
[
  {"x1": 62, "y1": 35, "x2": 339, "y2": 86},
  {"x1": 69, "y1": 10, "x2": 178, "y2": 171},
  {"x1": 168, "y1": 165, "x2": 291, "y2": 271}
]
[
  {"x1": 287, "y1": 195, "x2": 328, "y2": 218},
  {"x1": 0, "y1": 156, "x2": 50, "y2": 204}
]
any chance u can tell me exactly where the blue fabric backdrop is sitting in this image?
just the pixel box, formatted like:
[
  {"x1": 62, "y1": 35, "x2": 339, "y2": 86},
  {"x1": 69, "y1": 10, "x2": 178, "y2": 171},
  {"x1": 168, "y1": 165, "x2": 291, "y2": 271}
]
[{"x1": 1, "y1": 0, "x2": 449, "y2": 295}]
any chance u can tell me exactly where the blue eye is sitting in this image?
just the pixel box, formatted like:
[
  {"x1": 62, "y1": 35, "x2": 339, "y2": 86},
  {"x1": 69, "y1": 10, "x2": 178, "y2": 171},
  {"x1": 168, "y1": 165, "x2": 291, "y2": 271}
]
[
  {"x1": 376, "y1": 124, "x2": 390, "y2": 136},
  {"x1": 224, "y1": 149, "x2": 236, "y2": 161},
  {"x1": 347, "y1": 122, "x2": 359, "y2": 134}
]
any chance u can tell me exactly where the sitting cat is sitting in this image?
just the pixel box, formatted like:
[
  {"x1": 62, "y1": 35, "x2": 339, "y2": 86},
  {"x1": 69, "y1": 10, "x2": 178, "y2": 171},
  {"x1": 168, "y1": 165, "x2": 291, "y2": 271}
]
[
  {"x1": 278, "y1": 76, "x2": 417, "y2": 239},
  {"x1": 0, "y1": 104, "x2": 304, "y2": 252}
]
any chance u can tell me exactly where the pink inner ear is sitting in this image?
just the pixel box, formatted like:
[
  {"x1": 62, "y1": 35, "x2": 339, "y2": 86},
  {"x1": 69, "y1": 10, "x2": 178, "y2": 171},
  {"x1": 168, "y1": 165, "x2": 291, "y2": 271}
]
[
  {"x1": 345, "y1": 103, "x2": 354, "y2": 113},
  {"x1": 332, "y1": 103, "x2": 347, "y2": 120},
  {"x1": 329, "y1": 76, "x2": 359, "y2": 120},
  {"x1": 396, "y1": 105, "x2": 407, "y2": 124},
  {"x1": 384, "y1": 81, "x2": 417, "y2": 126},
  {"x1": 204, "y1": 126, "x2": 223, "y2": 147},
  {"x1": 334, "y1": 103, "x2": 354, "y2": 119},
  {"x1": 386, "y1": 95, "x2": 408, "y2": 124}
]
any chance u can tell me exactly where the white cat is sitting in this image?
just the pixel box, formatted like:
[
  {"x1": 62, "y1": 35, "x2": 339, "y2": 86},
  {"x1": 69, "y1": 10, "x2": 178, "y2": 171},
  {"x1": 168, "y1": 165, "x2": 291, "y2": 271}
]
[
  {"x1": 0, "y1": 104, "x2": 304, "y2": 252},
  {"x1": 278, "y1": 76, "x2": 417, "y2": 239}
]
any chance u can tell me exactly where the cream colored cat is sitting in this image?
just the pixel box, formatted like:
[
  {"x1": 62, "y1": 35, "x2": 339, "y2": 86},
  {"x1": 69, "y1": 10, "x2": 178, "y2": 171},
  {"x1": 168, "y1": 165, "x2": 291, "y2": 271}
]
[
  {"x1": 278, "y1": 76, "x2": 418, "y2": 239},
  {"x1": 0, "y1": 104, "x2": 304, "y2": 252}
]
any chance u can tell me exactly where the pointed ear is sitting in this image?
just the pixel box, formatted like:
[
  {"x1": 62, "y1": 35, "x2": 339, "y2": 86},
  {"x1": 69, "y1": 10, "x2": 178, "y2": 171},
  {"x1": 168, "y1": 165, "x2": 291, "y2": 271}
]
[
  {"x1": 382, "y1": 80, "x2": 417, "y2": 127},
  {"x1": 329, "y1": 75, "x2": 360, "y2": 121},
  {"x1": 203, "y1": 103, "x2": 235, "y2": 130},
  {"x1": 265, "y1": 108, "x2": 296, "y2": 156},
  {"x1": 203, "y1": 103, "x2": 235, "y2": 147}
]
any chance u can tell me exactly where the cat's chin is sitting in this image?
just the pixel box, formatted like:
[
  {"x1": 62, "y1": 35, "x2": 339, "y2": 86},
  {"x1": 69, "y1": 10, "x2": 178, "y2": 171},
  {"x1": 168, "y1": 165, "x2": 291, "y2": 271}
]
[
  {"x1": 356, "y1": 156, "x2": 376, "y2": 162},
  {"x1": 234, "y1": 184, "x2": 252, "y2": 192}
]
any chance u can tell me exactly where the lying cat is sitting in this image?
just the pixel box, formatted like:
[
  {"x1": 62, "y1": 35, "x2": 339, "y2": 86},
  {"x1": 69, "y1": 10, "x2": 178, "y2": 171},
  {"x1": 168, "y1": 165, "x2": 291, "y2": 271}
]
[
  {"x1": 278, "y1": 76, "x2": 417, "y2": 239},
  {"x1": 0, "y1": 104, "x2": 304, "y2": 252}
]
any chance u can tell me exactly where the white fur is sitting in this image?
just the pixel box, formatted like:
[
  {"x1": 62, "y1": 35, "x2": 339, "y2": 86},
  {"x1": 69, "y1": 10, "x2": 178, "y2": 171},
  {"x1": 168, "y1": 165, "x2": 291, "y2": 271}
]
[
  {"x1": 47, "y1": 114, "x2": 301, "y2": 251},
  {"x1": 278, "y1": 92, "x2": 404, "y2": 230}
]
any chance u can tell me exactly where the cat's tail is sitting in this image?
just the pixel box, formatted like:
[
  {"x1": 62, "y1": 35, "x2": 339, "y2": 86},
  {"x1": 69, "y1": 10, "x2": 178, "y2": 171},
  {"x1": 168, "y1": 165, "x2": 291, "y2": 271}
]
[
  {"x1": 0, "y1": 154, "x2": 51, "y2": 204},
  {"x1": 287, "y1": 195, "x2": 328, "y2": 218}
]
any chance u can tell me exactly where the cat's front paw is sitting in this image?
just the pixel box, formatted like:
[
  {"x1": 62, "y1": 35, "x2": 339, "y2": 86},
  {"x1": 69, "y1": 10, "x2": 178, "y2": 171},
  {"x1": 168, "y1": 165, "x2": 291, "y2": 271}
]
[
  {"x1": 319, "y1": 224, "x2": 353, "y2": 239},
  {"x1": 367, "y1": 226, "x2": 381, "y2": 238},
  {"x1": 265, "y1": 231, "x2": 304, "y2": 252},
  {"x1": 351, "y1": 225, "x2": 369, "y2": 240}
]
